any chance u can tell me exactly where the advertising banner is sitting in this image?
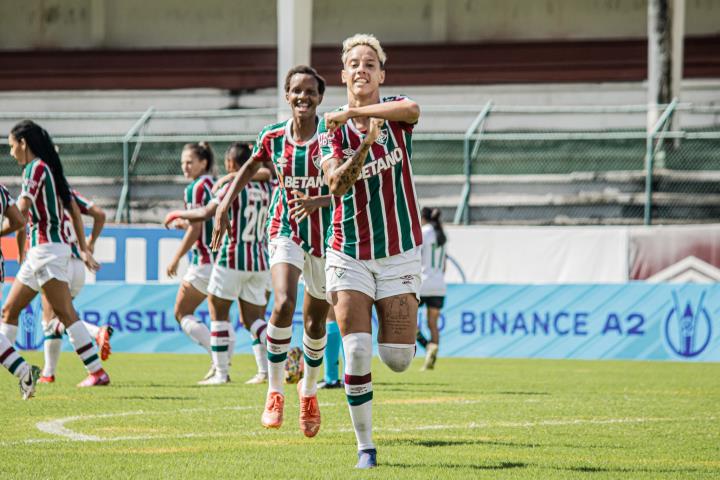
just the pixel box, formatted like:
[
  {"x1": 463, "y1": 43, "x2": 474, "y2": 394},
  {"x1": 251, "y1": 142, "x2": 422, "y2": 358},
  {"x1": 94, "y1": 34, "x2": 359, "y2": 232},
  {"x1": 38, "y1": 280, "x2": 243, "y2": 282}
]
[{"x1": 10, "y1": 283, "x2": 719, "y2": 362}]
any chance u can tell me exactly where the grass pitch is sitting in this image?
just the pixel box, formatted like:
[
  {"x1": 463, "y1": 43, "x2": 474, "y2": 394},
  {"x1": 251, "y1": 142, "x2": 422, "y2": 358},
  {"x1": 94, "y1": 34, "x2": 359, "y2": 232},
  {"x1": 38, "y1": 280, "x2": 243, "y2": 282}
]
[{"x1": 1, "y1": 353, "x2": 719, "y2": 479}]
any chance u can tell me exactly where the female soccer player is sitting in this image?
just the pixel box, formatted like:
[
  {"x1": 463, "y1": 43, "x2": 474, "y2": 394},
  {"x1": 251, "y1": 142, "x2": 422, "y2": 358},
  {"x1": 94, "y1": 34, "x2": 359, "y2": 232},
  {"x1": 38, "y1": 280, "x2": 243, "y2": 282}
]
[
  {"x1": 211, "y1": 65, "x2": 332, "y2": 437},
  {"x1": 317, "y1": 34, "x2": 422, "y2": 469},
  {"x1": 416, "y1": 207, "x2": 447, "y2": 371},
  {"x1": 164, "y1": 142, "x2": 217, "y2": 381},
  {"x1": 0, "y1": 182, "x2": 40, "y2": 398},
  {"x1": 1, "y1": 120, "x2": 107, "y2": 387},
  {"x1": 166, "y1": 144, "x2": 271, "y2": 385},
  {"x1": 37, "y1": 188, "x2": 112, "y2": 383}
]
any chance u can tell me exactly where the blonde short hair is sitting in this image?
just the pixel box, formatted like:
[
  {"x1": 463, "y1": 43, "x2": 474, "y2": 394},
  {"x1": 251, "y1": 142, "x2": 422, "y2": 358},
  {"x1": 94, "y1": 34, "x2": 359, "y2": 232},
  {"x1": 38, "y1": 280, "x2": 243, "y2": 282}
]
[{"x1": 341, "y1": 33, "x2": 387, "y2": 68}]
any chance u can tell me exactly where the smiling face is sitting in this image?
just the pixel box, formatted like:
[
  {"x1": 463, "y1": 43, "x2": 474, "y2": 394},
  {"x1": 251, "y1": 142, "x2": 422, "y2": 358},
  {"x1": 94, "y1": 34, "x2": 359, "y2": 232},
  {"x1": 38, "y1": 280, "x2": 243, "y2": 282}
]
[
  {"x1": 341, "y1": 45, "x2": 385, "y2": 101},
  {"x1": 8, "y1": 134, "x2": 31, "y2": 166},
  {"x1": 286, "y1": 73, "x2": 322, "y2": 121},
  {"x1": 180, "y1": 149, "x2": 207, "y2": 180}
]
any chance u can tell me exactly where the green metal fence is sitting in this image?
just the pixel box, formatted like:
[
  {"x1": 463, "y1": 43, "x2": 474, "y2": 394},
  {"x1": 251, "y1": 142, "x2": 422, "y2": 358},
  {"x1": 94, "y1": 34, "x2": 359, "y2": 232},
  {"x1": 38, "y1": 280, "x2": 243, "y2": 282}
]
[{"x1": 0, "y1": 102, "x2": 717, "y2": 225}]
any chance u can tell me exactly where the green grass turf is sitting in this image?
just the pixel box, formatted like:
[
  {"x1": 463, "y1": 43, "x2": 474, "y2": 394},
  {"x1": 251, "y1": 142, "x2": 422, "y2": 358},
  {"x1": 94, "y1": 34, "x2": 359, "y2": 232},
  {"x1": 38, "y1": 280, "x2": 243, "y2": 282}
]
[{"x1": 1, "y1": 353, "x2": 719, "y2": 479}]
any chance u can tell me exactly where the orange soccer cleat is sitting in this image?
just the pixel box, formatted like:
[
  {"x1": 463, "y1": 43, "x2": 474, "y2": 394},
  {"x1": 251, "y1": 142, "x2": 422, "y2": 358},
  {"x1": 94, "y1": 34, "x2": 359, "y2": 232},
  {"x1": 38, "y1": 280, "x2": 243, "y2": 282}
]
[
  {"x1": 297, "y1": 382, "x2": 321, "y2": 437},
  {"x1": 38, "y1": 375, "x2": 55, "y2": 384},
  {"x1": 261, "y1": 391, "x2": 285, "y2": 429},
  {"x1": 95, "y1": 326, "x2": 113, "y2": 361},
  {"x1": 77, "y1": 369, "x2": 110, "y2": 387}
]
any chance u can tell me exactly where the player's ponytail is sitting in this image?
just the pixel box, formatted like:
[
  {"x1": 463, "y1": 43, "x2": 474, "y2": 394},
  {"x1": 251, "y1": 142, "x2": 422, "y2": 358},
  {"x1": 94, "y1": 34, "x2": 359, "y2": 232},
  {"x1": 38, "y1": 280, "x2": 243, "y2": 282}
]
[
  {"x1": 421, "y1": 207, "x2": 446, "y2": 246},
  {"x1": 11, "y1": 120, "x2": 72, "y2": 209}
]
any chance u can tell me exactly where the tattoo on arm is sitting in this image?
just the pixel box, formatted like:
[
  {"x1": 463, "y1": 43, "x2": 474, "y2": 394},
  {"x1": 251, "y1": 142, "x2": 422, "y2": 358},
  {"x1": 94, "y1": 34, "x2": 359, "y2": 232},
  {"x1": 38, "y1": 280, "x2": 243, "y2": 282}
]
[{"x1": 335, "y1": 142, "x2": 371, "y2": 193}]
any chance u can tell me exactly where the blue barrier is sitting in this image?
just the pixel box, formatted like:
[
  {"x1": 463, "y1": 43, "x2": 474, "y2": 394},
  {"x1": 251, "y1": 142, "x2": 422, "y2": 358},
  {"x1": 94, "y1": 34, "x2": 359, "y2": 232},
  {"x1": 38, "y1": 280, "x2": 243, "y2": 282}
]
[{"x1": 9, "y1": 283, "x2": 719, "y2": 362}]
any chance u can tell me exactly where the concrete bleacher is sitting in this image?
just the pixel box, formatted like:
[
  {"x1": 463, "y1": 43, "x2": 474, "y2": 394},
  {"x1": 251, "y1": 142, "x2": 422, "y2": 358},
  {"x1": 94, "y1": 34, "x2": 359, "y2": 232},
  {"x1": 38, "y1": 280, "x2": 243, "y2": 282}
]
[{"x1": 0, "y1": 81, "x2": 719, "y2": 225}]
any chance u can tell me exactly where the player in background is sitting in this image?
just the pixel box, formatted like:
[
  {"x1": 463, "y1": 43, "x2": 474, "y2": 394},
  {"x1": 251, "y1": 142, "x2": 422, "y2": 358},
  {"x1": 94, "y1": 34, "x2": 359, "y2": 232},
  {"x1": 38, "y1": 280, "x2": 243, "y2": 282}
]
[
  {"x1": 319, "y1": 308, "x2": 343, "y2": 389},
  {"x1": 34, "y1": 189, "x2": 112, "y2": 383},
  {"x1": 0, "y1": 182, "x2": 40, "y2": 398},
  {"x1": 416, "y1": 207, "x2": 447, "y2": 371},
  {"x1": 163, "y1": 143, "x2": 217, "y2": 381},
  {"x1": 211, "y1": 66, "x2": 332, "y2": 438},
  {"x1": 2, "y1": 120, "x2": 106, "y2": 387},
  {"x1": 166, "y1": 143, "x2": 272, "y2": 385},
  {"x1": 318, "y1": 34, "x2": 422, "y2": 468}
]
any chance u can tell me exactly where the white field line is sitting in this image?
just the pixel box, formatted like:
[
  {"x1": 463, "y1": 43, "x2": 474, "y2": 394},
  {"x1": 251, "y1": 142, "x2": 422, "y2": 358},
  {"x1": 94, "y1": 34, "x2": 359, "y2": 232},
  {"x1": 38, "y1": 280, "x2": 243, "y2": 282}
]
[{"x1": 3, "y1": 398, "x2": 714, "y2": 448}]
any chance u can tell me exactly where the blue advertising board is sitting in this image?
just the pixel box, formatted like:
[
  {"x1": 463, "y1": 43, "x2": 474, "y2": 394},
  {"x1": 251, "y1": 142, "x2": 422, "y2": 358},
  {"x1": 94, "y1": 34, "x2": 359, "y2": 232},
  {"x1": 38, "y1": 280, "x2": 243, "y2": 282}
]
[{"x1": 9, "y1": 283, "x2": 719, "y2": 362}]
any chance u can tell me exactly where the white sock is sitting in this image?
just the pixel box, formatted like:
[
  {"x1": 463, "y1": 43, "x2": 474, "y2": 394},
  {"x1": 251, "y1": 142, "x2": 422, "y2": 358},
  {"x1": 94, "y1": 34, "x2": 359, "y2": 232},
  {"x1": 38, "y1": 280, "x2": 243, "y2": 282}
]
[
  {"x1": 180, "y1": 315, "x2": 211, "y2": 352},
  {"x1": 66, "y1": 322, "x2": 102, "y2": 374},
  {"x1": 82, "y1": 321, "x2": 100, "y2": 337},
  {"x1": 42, "y1": 320, "x2": 62, "y2": 377},
  {"x1": 210, "y1": 321, "x2": 230, "y2": 378},
  {"x1": 343, "y1": 332, "x2": 374, "y2": 451},
  {"x1": 266, "y1": 324, "x2": 292, "y2": 394},
  {"x1": 250, "y1": 318, "x2": 267, "y2": 345},
  {"x1": 0, "y1": 332, "x2": 30, "y2": 378},
  {"x1": 0, "y1": 323, "x2": 18, "y2": 344},
  {"x1": 301, "y1": 332, "x2": 327, "y2": 397},
  {"x1": 228, "y1": 326, "x2": 236, "y2": 367},
  {"x1": 252, "y1": 338, "x2": 268, "y2": 375}
]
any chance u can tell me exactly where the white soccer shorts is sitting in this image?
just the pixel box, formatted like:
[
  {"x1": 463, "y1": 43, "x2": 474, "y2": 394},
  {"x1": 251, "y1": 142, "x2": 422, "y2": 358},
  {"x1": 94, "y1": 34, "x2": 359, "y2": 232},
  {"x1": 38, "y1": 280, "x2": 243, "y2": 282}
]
[
  {"x1": 269, "y1": 236, "x2": 326, "y2": 300},
  {"x1": 207, "y1": 264, "x2": 269, "y2": 306},
  {"x1": 325, "y1": 246, "x2": 421, "y2": 302},
  {"x1": 182, "y1": 263, "x2": 213, "y2": 296},
  {"x1": 16, "y1": 243, "x2": 71, "y2": 292}
]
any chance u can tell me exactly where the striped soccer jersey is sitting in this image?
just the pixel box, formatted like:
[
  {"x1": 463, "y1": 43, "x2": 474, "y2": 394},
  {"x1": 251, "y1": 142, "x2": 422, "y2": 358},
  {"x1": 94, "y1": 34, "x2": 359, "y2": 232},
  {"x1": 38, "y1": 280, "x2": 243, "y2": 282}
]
[
  {"x1": 419, "y1": 224, "x2": 447, "y2": 297},
  {"x1": 318, "y1": 96, "x2": 423, "y2": 260},
  {"x1": 213, "y1": 181, "x2": 271, "y2": 271},
  {"x1": 20, "y1": 158, "x2": 68, "y2": 247},
  {"x1": 184, "y1": 175, "x2": 215, "y2": 266},
  {"x1": 61, "y1": 189, "x2": 94, "y2": 259},
  {"x1": 0, "y1": 184, "x2": 15, "y2": 282},
  {"x1": 251, "y1": 118, "x2": 332, "y2": 257}
]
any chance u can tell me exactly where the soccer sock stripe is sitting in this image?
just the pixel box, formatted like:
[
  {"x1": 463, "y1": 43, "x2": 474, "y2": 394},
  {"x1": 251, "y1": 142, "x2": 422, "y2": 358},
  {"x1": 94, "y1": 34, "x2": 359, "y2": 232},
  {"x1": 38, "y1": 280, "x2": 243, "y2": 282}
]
[
  {"x1": 250, "y1": 319, "x2": 267, "y2": 345},
  {"x1": 210, "y1": 321, "x2": 230, "y2": 377},
  {"x1": 301, "y1": 332, "x2": 327, "y2": 396},
  {"x1": 343, "y1": 332, "x2": 374, "y2": 451},
  {"x1": 66, "y1": 322, "x2": 103, "y2": 373},
  {"x1": 0, "y1": 334, "x2": 29, "y2": 379},
  {"x1": 180, "y1": 315, "x2": 211, "y2": 352},
  {"x1": 266, "y1": 324, "x2": 292, "y2": 394}
]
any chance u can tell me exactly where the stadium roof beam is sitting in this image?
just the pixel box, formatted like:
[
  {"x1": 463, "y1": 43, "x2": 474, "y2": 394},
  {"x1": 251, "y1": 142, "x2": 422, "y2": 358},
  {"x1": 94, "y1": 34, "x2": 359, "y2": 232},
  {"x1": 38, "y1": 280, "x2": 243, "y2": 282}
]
[
  {"x1": 647, "y1": 0, "x2": 685, "y2": 131},
  {"x1": 277, "y1": 0, "x2": 313, "y2": 120}
]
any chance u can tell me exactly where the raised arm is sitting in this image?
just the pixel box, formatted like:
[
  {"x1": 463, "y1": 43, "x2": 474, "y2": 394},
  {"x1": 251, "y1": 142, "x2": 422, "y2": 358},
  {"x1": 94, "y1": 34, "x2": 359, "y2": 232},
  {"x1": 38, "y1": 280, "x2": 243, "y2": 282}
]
[
  {"x1": 322, "y1": 118, "x2": 384, "y2": 196},
  {"x1": 325, "y1": 98, "x2": 419, "y2": 132},
  {"x1": 163, "y1": 202, "x2": 218, "y2": 228}
]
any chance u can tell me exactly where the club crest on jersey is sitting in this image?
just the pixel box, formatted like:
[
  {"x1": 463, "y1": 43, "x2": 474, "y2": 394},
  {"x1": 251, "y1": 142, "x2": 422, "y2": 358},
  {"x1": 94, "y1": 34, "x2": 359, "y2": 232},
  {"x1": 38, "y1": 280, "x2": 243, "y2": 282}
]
[
  {"x1": 375, "y1": 129, "x2": 388, "y2": 146},
  {"x1": 311, "y1": 152, "x2": 322, "y2": 169}
]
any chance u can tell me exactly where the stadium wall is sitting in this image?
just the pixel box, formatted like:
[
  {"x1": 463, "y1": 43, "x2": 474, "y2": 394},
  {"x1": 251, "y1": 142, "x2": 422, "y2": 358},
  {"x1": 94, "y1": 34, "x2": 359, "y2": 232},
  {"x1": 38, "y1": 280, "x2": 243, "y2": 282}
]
[
  {"x1": 8, "y1": 283, "x2": 718, "y2": 362},
  {"x1": 2, "y1": 0, "x2": 719, "y2": 49},
  {"x1": 4, "y1": 225, "x2": 718, "y2": 362}
]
